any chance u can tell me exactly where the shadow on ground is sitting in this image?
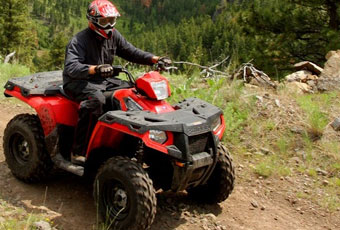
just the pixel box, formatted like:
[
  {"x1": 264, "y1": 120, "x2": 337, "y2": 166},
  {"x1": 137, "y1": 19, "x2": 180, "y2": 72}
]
[{"x1": 0, "y1": 161, "x2": 222, "y2": 230}]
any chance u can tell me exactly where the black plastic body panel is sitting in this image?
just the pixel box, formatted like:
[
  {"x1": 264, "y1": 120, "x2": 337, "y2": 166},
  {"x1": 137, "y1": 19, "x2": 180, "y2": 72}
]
[
  {"x1": 4, "y1": 71, "x2": 64, "y2": 97},
  {"x1": 100, "y1": 97, "x2": 222, "y2": 136},
  {"x1": 99, "y1": 97, "x2": 223, "y2": 191}
]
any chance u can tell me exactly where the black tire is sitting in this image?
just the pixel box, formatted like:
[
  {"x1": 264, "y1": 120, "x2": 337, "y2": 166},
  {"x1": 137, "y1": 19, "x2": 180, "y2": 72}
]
[
  {"x1": 94, "y1": 156, "x2": 157, "y2": 230},
  {"x1": 3, "y1": 114, "x2": 52, "y2": 182},
  {"x1": 188, "y1": 144, "x2": 235, "y2": 204}
]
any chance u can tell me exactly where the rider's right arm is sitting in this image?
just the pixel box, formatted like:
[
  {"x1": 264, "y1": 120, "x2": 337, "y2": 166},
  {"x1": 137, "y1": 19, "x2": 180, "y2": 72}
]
[{"x1": 64, "y1": 37, "x2": 93, "y2": 80}]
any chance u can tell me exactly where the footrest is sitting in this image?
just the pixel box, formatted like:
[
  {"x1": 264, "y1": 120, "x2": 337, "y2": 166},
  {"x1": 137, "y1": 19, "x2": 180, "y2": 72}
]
[{"x1": 52, "y1": 153, "x2": 84, "y2": 177}]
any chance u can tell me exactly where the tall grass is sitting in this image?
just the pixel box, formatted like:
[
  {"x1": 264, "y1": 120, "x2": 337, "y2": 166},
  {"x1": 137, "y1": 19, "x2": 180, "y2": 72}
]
[
  {"x1": 0, "y1": 63, "x2": 31, "y2": 99},
  {"x1": 168, "y1": 73, "x2": 253, "y2": 145},
  {"x1": 296, "y1": 94, "x2": 329, "y2": 140}
]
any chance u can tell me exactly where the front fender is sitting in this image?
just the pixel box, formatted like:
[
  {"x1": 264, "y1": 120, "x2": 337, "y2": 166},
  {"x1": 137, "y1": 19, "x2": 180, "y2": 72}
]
[{"x1": 86, "y1": 121, "x2": 173, "y2": 157}]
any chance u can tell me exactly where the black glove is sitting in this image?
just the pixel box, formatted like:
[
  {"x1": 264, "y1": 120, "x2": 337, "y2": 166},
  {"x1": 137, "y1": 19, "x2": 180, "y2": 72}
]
[
  {"x1": 95, "y1": 64, "x2": 114, "y2": 78},
  {"x1": 158, "y1": 57, "x2": 172, "y2": 67}
]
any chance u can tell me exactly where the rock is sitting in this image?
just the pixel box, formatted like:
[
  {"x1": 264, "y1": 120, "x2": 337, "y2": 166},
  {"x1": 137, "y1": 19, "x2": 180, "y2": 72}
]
[
  {"x1": 244, "y1": 83, "x2": 259, "y2": 89},
  {"x1": 318, "y1": 77, "x2": 340, "y2": 91},
  {"x1": 316, "y1": 168, "x2": 328, "y2": 176},
  {"x1": 255, "y1": 151, "x2": 265, "y2": 156},
  {"x1": 290, "y1": 127, "x2": 304, "y2": 134},
  {"x1": 34, "y1": 221, "x2": 52, "y2": 230},
  {"x1": 290, "y1": 157, "x2": 302, "y2": 166},
  {"x1": 294, "y1": 61, "x2": 323, "y2": 75},
  {"x1": 286, "y1": 81, "x2": 313, "y2": 94},
  {"x1": 318, "y1": 50, "x2": 340, "y2": 91},
  {"x1": 322, "y1": 180, "x2": 329, "y2": 186},
  {"x1": 326, "y1": 50, "x2": 338, "y2": 60},
  {"x1": 205, "y1": 213, "x2": 217, "y2": 221},
  {"x1": 306, "y1": 80, "x2": 317, "y2": 89},
  {"x1": 244, "y1": 152, "x2": 252, "y2": 156},
  {"x1": 275, "y1": 99, "x2": 281, "y2": 107},
  {"x1": 321, "y1": 50, "x2": 340, "y2": 79},
  {"x1": 285, "y1": 70, "x2": 312, "y2": 82},
  {"x1": 256, "y1": 95, "x2": 264, "y2": 103},
  {"x1": 251, "y1": 201, "x2": 259, "y2": 208},
  {"x1": 331, "y1": 118, "x2": 340, "y2": 131}
]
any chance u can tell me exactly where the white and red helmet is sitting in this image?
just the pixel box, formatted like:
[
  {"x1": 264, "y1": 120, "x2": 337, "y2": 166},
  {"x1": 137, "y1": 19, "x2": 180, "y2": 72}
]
[{"x1": 87, "y1": 0, "x2": 121, "y2": 39}]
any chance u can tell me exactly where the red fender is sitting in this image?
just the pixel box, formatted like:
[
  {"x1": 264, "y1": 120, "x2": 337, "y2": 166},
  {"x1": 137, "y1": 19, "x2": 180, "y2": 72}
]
[
  {"x1": 5, "y1": 87, "x2": 78, "y2": 136},
  {"x1": 86, "y1": 121, "x2": 174, "y2": 157}
]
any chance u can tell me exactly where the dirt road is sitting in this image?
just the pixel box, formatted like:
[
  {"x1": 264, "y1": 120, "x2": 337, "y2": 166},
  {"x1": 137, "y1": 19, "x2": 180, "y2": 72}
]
[{"x1": 0, "y1": 101, "x2": 339, "y2": 230}]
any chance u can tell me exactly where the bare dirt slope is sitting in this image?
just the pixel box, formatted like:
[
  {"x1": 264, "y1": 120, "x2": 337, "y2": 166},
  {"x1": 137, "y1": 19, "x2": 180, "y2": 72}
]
[{"x1": 0, "y1": 101, "x2": 339, "y2": 230}]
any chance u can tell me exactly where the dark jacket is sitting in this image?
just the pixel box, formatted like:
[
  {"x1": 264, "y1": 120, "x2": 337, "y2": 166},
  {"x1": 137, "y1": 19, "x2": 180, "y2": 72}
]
[{"x1": 63, "y1": 28, "x2": 154, "y2": 85}]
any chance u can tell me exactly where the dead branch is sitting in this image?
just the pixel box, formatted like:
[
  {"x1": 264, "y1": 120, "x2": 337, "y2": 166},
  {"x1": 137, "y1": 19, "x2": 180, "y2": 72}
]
[
  {"x1": 174, "y1": 57, "x2": 230, "y2": 78},
  {"x1": 233, "y1": 63, "x2": 277, "y2": 89},
  {"x1": 4, "y1": 51, "x2": 16, "y2": 64}
]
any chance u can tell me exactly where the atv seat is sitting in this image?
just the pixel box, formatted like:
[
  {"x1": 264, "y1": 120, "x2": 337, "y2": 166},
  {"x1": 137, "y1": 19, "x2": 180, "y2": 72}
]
[{"x1": 44, "y1": 83, "x2": 73, "y2": 100}]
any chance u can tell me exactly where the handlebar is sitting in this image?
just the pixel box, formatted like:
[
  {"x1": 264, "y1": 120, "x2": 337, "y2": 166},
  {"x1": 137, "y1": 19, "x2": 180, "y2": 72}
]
[{"x1": 110, "y1": 63, "x2": 177, "y2": 85}]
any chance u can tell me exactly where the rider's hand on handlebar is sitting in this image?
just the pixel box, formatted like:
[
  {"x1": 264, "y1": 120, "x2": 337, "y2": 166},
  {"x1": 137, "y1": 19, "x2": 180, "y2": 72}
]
[
  {"x1": 95, "y1": 64, "x2": 114, "y2": 78},
  {"x1": 158, "y1": 57, "x2": 172, "y2": 66}
]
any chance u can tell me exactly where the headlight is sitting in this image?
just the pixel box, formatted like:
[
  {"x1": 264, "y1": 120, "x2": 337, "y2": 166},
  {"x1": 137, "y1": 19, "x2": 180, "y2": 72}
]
[
  {"x1": 151, "y1": 80, "x2": 169, "y2": 100},
  {"x1": 212, "y1": 117, "x2": 222, "y2": 132},
  {"x1": 149, "y1": 130, "x2": 167, "y2": 144}
]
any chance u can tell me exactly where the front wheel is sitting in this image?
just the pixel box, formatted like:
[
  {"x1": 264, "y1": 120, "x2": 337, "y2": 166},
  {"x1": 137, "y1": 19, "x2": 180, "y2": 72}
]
[
  {"x1": 94, "y1": 156, "x2": 157, "y2": 230},
  {"x1": 188, "y1": 144, "x2": 235, "y2": 204}
]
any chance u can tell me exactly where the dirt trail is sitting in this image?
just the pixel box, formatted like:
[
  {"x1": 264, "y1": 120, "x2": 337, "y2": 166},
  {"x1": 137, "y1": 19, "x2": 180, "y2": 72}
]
[{"x1": 0, "y1": 102, "x2": 339, "y2": 230}]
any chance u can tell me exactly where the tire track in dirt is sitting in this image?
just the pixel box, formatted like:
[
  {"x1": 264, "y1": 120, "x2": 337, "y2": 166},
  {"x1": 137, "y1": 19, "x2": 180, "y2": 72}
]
[{"x1": 0, "y1": 101, "x2": 339, "y2": 230}]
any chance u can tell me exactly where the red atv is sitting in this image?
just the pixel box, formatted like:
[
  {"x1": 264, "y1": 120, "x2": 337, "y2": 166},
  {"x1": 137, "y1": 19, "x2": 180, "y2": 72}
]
[{"x1": 3, "y1": 65, "x2": 235, "y2": 230}]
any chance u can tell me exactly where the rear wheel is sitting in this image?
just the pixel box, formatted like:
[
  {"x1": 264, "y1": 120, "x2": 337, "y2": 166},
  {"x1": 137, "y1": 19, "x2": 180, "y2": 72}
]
[
  {"x1": 188, "y1": 144, "x2": 235, "y2": 203},
  {"x1": 3, "y1": 114, "x2": 52, "y2": 182},
  {"x1": 94, "y1": 156, "x2": 156, "y2": 230}
]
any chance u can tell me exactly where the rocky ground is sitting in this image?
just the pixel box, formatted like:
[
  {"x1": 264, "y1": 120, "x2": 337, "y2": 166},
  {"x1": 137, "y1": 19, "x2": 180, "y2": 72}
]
[{"x1": 0, "y1": 97, "x2": 339, "y2": 230}]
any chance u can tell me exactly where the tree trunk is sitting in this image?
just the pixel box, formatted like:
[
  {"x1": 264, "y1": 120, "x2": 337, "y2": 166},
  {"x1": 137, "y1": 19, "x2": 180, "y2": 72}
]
[{"x1": 327, "y1": 0, "x2": 340, "y2": 30}]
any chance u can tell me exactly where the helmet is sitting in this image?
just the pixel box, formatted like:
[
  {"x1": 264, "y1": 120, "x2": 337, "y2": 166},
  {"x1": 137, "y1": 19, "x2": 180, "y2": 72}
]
[{"x1": 87, "y1": 0, "x2": 121, "y2": 39}]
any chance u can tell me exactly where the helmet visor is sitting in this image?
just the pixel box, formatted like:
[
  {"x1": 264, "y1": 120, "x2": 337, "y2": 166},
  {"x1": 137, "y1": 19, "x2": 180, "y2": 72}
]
[{"x1": 98, "y1": 17, "x2": 117, "y2": 28}]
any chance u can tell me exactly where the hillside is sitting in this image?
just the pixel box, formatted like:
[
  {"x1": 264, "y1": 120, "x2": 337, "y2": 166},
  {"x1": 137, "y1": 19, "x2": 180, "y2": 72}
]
[
  {"x1": 0, "y1": 69, "x2": 339, "y2": 229},
  {"x1": 0, "y1": 1, "x2": 340, "y2": 228}
]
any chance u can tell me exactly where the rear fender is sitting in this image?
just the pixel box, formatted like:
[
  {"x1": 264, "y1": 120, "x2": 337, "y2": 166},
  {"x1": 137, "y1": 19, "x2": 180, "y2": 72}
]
[
  {"x1": 86, "y1": 121, "x2": 174, "y2": 158},
  {"x1": 5, "y1": 88, "x2": 78, "y2": 136}
]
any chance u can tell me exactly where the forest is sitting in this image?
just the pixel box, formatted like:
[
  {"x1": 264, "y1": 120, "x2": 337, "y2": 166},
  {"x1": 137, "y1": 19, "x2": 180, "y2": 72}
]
[{"x1": 0, "y1": 0, "x2": 339, "y2": 77}]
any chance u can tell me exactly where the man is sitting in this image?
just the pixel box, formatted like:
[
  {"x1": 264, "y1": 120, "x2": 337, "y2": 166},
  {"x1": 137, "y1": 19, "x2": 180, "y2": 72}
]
[{"x1": 63, "y1": 0, "x2": 168, "y2": 157}]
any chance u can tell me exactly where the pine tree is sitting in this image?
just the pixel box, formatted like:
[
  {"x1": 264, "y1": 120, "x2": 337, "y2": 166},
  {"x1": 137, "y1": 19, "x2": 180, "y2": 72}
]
[
  {"x1": 0, "y1": 0, "x2": 38, "y2": 66},
  {"x1": 49, "y1": 32, "x2": 68, "y2": 70},
  {"x1": 236, "y1": 0, "x2": 340, "y2": 76}
]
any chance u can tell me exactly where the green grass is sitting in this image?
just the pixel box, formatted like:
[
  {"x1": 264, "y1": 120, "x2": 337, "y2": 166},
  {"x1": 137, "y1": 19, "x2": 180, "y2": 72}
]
[
  {"x1": 296, "y1": 94, "x2": 330, "y2": 139},
  {"x1": 0, "y1": 63, "x2": 31, "y2": 99},
  {"x1": 169, "y1": 73, "x2": 253, "y2": 146},
  {"x1": 254, "y1": 155, "x2": 292, "y2": 178},
  {"x1": 0, "y1": 198, "x2": 51, "y2": 230}
]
